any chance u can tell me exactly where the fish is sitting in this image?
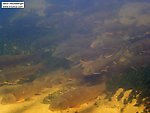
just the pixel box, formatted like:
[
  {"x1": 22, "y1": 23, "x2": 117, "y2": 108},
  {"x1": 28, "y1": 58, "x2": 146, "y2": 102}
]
[
  {"x1": 16, "y1": 99, "x2": 25, "y2": 102},
  {"x1": 104, "y1": 32, "x2": 113, "y2": 35},
  {"x1": 49, "y1": 83, "x2": 106, "y2": 111}
]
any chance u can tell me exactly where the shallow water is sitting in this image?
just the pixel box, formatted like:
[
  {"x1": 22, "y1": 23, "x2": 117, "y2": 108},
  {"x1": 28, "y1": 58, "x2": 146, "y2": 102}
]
[{"x1": 0, "y1": 0, "x2": 150, "y2": 113}]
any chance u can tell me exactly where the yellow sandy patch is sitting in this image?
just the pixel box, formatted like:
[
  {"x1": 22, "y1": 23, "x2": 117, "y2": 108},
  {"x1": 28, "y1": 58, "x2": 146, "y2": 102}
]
[{"x1": 0, "y1": 87, "x2": 146, "y2": 113}]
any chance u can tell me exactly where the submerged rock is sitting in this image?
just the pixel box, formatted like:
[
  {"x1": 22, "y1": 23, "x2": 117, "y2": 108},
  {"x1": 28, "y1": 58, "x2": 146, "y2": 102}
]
[
  {"x1": 43, "y1": 87, "x2": 71, "y2": 104},
  {"x1": 49, "y1": 83, "x2": 106, "y2": 111}
]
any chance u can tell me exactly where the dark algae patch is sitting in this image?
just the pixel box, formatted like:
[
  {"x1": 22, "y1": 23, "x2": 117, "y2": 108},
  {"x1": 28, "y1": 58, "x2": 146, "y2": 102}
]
[{"x1": 106, "y1": 65, "x2": 150, "y2": 112}]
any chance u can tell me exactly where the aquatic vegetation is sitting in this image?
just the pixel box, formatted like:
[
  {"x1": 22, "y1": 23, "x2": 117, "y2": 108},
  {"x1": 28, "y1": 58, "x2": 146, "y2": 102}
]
[{"x1": 106, "y1": 65, "x2": 150, "y2": 112}]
